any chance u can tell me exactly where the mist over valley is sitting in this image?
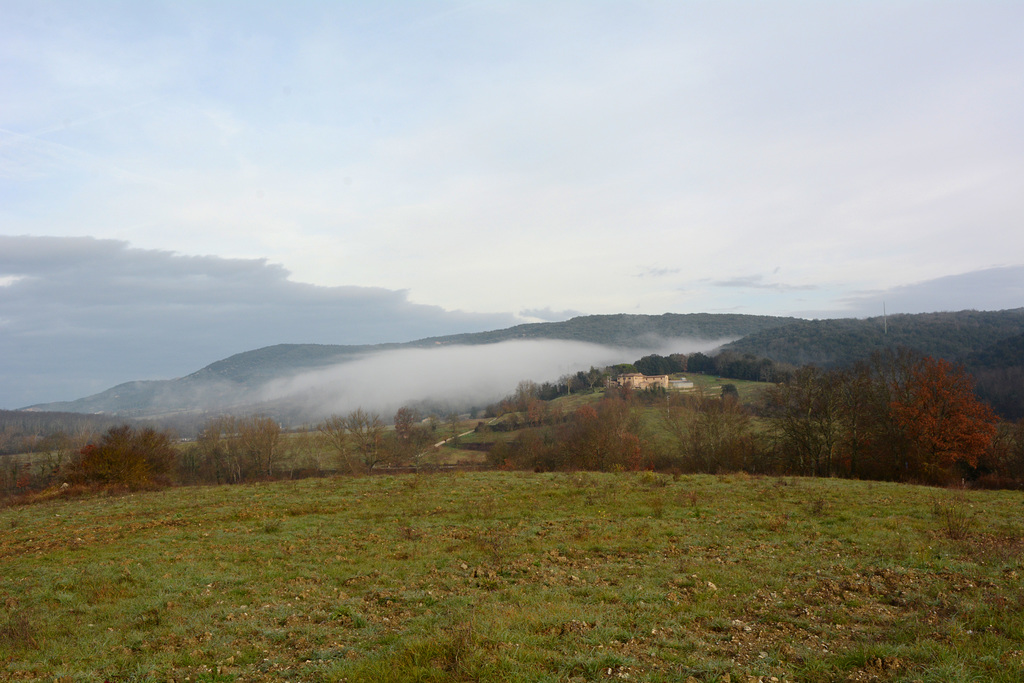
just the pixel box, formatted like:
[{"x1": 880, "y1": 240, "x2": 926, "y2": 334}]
[{"x1": 258, "y1": 337, "x2": 731, "y2": 423}]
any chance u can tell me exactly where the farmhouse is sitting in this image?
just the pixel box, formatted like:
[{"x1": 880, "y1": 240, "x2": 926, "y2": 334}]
[
  {"x1": 609, "y1": 373, "x2": 695, "y2": 391},
  {"x1": 609, "y1": 373, "x2": 669, "y2": 390}
]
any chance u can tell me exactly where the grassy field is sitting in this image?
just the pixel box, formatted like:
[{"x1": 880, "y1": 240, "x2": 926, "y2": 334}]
[
  {"x1": 683, "y1": 375, "x2": 770, "y2": 404},
  {"x1": 2, "y1": 472, "x2": 1022, "y2": 682}
]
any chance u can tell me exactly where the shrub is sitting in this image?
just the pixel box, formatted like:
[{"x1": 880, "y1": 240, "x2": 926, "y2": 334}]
[{"x1": 68, "y1": 425, "x2": 176, "y2": 489}]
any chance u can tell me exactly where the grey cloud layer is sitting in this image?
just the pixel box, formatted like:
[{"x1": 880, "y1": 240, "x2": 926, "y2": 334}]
[
  {"x1": 833, "y1": 266, "x2": 1024, "y2": 318},
  {"x1": 0, "y1": 235, "x2": 516, "y2": 407}
]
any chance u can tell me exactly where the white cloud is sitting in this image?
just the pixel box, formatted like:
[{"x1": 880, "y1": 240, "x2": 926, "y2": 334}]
[{"x1": 3, "y1": 1, "x2": 1024, "y2": 404}]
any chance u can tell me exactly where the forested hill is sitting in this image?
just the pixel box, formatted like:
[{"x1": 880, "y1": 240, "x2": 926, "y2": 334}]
[
  {"x1": 722, "y1": 309, "x2": 1024, "y2": 368},
  {"x1": 964, "y1": 330, "x2": 1024, "y2": 369},
  {"x1": 24, "y1": 309, "x2": 1024, "y2": 420},
  {"x1": 24, "y1": 313, "x2": 793, "y2": 416},
  {"x1": 186, "y1": 343, "x2": 391, "y2": 384},
  {"x1": 414, "y1": 312, "x2": 795, "y2": 347},
  {"x1": 965, "y1": 332, "x2": 1024, "y2": 420},
  {"x1": 166, "y1": 313, "x2": 797, "y2": 386}
]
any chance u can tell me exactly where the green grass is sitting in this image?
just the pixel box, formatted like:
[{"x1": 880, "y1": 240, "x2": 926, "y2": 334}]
[
  {"x1": 683, "y1": 373, "x2": 772, "y2": 403},
  {"x1": 2, "y1": 473, "x2": 1022, "y2": 681}
]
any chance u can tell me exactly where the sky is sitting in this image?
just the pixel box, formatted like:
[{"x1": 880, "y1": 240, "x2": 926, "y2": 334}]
[{"x1": 2, "y1": 1, "x2": 1024, "y2": 408}]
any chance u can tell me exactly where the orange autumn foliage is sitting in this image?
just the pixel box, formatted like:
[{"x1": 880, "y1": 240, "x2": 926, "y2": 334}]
[{"x1": 889, "y1": 356, "x2": 997, "y2": 471}]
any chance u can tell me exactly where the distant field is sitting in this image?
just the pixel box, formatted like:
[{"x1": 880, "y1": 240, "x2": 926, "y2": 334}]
[
  {"x1": 684, "y1": 374, "x2": 771, "y2": 403},
  {"x1": 2, "y1": 472, "x2": 1022, "y2": 681}
]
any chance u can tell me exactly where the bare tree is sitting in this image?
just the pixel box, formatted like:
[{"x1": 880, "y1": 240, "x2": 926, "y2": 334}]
[
  {"x1": 288, "y1": 428, "x2": 330, "y2": 475},
  {"x1": 446, "y1": 412, "x2": 463, "y2": 445},
  {"x1": 347, "y1": 409, "x2": 387, "y2": 472},
  {"x1": 663, "y1": 389, "x2": 754, "y2": 473},
  {"x1": 198, "y1": 416, "x2": 243, "y2": 483},
  {"x1": 237, "y1": 416, "x2": 281, "y2": 478},
  {"x1": 394, "y1": 407, "x2": 417, "y2": 444},
  {"x1": 320, "y1": 409, "x2": 386, "y2": 473},
  {"x1": 318, "y1": 414, "x2": 353, "y2": 470}
]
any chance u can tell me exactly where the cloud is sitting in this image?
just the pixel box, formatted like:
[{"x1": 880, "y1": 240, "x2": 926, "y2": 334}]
[
  {"x1": 519, "y1": 307, "x2": 581, "y2": 322},
  {"x1": 4, "y1": 3, "x2": 1024, "y2": 407},
  {"x1": 637, "y1": 268, "x2": 682, "y2": 279},
  {"x1": 4, "y1": 2, "x2": 1024, "y2": 320},
  {"x1": 0, "y1": 235, "x2": 517, "y2": 408},
  {"x1": 709, "y1": 275, "x2": 818, "y2": 292},
  {"x1": 828, "y1": 266, "x2": 1024, "y2": 318}
]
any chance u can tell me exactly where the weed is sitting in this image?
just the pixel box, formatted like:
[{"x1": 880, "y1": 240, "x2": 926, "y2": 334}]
[
  {"x1": 636, "y1": 470, "x2": 669, "y2": 488},
  {"x1": 286, "y1": 502, "x2": 328, "y2": 516},
  {"x1": 933, "y1": 492, "x2": 972, "y2": 540},
  {"x1": 767, "y1": 513, "x2": 790, "y2": 533},
  {"x1": 262, "y1": 518, "x2": 283, "y2": 533},
  {"x1": 0, "y1": 612, "x2": 39, "y2": 650},
  {"x1": 649, "y1": 492, "x2": 666, "y2": 518},
  {"x1": 677, "y1": 490, "x2": 699, "y2": 508},
  {"x1": 434, "y1": 621, "x2": 479, "y2": 675},
  {"x1": 809, "y1": 495, "x2": 830, "y2": 517},
  {"x1": 133, "y1": 605, "x2": 163, "y2": 630},
  {"x1": 565, "y1": 471, "x2": 596, "y2": 489},
  {"x1": 461, "y1": 492, "x2": 498, "y2": 520},
  {"x1": 470, "y1": 524, "x2": 511, "y2": 564}
]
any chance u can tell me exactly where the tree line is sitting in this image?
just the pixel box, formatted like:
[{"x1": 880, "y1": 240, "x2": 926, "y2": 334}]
[
  {"x1": 1, "y1": 406, "x2": 455, "y2": 496},
  {"x1": 484, "y1": 348, "x2": 1022, "y2": 488},
  {"x1": 6, "y1": 346, "x2": 1024, "y2": 498}
]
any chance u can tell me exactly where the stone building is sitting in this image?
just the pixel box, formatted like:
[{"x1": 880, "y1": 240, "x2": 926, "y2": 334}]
[
  {"x1": 609, "y1": 372, "x2": 669, "y2": 390},
  {"x1": 608, "y1": 373, "x2": 695, "y2": 391}
]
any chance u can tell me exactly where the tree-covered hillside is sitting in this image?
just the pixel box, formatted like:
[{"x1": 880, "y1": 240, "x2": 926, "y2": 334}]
[
  {"x1": 966, "y1": 332, "x2": 1024, "y2": 420},
  {"x1": 24, "y1": 313, "x2": 793, "y2": 416},
  {"x1": 722, "y1": 309, "x2": 1024, "y2": 368},
  {"x1": 186, "y1": 344, "x2": 385, "y2": 384},
  {"x1": 23, "y1": 309, "x2": 1024, "y2": 421},
  {"x1": 415, "y1": 312, "x2": 795, "y2": 347}
]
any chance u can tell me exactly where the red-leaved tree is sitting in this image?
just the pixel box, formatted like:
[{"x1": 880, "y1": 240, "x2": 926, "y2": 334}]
[{"x1": 888, "y1": 354, "x2": 997, "y2": 478}]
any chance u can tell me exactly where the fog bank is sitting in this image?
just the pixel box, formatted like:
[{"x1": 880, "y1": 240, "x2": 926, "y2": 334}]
[{"x1": 261, "y1": 337, "x2": 729, "y2": 421}]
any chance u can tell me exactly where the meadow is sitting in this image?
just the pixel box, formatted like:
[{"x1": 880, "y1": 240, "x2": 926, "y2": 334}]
[{"x1": 2, "y1": 472, "x2": 1022, "y2": 682}]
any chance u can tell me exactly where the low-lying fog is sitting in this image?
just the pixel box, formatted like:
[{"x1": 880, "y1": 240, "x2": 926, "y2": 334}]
[{"x1": 260, "y1": 337, "x2": 730, "y2": 421}]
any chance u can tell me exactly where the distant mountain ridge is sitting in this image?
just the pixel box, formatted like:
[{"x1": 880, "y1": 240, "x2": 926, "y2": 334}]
[
  {"x1": 186, "y1": 312, "x2": 796, "y2": 384},
  {"x1": 24, "y1": 309, "x2": 1024, "y2": 421},
  {"x1": 26, "y1": 313, "x2": 793, "y2": 416}
]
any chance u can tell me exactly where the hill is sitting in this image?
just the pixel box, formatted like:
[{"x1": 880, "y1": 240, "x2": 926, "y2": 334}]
[
  {"x1": 3, "y1": 472, "x2": 1022, "y2": 681},
  {"x1": 25, "y1": 313, "x2": 792, "y2": 418},
  {"x1": 417, "y1": 312, "x2": 794, "y2": 348},
  {"x1": 966, "y1": 332, "x2": 1024, "y2": 420},
  {"x1": 23, "y1": 309, "x2": 1024, "y2": 423},
  {"x1": 721, "y1": 308, "x2": 1024, "y2": 368}
]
